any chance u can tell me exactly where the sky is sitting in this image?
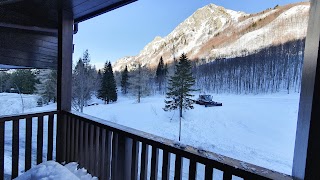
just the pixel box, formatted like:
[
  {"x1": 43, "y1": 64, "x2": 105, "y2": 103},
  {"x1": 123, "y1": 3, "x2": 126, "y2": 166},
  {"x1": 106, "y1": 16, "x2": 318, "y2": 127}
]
[{"x1": 73, "y1": 0, "x2": 306, "y2": 69}]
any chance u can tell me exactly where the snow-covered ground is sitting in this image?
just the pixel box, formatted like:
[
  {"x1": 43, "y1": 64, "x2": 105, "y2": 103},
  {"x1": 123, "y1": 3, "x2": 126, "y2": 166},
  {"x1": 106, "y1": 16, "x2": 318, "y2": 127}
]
[
  {"x1": 84, "y1": 93, "x2": 299, "y2": 175},
  {"x1": 1, "y1": 92, "x2": 300, "y2": 178}
]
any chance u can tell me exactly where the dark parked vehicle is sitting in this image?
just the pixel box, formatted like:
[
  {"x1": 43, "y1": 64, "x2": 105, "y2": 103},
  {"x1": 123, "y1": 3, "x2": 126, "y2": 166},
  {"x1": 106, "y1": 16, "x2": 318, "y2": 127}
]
[{"x1": 195, "y1": 95, "x2": 222, "y2": 107}]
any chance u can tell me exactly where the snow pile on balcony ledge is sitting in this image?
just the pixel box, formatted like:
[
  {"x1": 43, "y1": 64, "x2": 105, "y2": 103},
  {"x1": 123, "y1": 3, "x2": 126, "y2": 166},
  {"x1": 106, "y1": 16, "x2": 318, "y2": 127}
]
[{"x1": 14, "y1": 161, "x2": 97, "y2": 180}]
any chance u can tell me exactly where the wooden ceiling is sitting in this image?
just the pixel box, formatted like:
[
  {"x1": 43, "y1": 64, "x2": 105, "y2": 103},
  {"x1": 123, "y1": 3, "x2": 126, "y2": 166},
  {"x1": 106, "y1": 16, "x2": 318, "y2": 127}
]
[{"x1": 0, "y1": 0, "x2": 136, "y2": 69}]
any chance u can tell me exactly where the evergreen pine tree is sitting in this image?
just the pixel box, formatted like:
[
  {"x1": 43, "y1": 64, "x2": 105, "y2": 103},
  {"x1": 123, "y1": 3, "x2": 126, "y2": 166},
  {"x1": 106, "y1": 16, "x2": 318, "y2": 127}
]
[
  {"x1": 156, "y1": 56, "x2": 165, "y2": 91},
  {"x1": 107, "y1": 62, "x2": 117, "y2": 102},
  {"x1": 42, "y1": 70, "x2": 57, "y2": 104},
  {"x1": 121, "y1": 65, "x2": 129, "y2": 94},
  {"x1": 11, "y1": 69, "x2": 40, "y2": 94},
  {"x1": 164, "y1": 53, "x2": 197, "y2": 118},
  {"x1": 98, "y1": 62, "x2": 108, "y2": 103},
  {"x1": 164, "y1": 63, "x2": 168, "y2": 77},
  {"x1": 98, "y1": 61, "x2": 117, "y2": 104}
]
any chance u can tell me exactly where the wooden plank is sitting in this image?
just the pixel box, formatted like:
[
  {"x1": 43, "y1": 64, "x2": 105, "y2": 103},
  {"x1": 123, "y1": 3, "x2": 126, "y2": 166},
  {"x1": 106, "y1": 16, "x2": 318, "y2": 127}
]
[
  {"x1": 0, "y1": 122, "x2": 4, "y2": 180},
  {"x1": 83, "y1": 121, "x2": 89, "y2": 169},
  {"x1": 65, "y1": 115, "x2": 71, "y2": 163},
  {"x1": 74, "y1": 117, "x2": 79, "y2": 162},
  {"x1": 70, "y1": 117, "x2": 75, "y2": 162},
  {"x1": 100, "y1": 128, "x2": 107, "y2": 180},
  {"x1": 37, "y1": 116, "x2": 44, "y2": 164},
  {"x1": 105, "y1": 131, "x2": 112, "y2": 180},
  {"x1": 188, "y1": 160, "x2": 197, "y2": 180},
  {"x1": 89, "y1": 124, "x2": 94, "y2": 174},
  {"x1": 140, "y1": 142, "x2": 149, "y2": 180},
  {"x1": 124, "y1": 138, "x2": 132, "y2": 180},
  {"x1": 116, "y1": 134, "x2": 129, "y2": 180},
  {"x1": 95, "y1": 126, "x2": 100, "y2": 177},
  {"x1": 131, "y1": 139, "x2": 139, "y2": 180},
  {"x1": 47, "y1": 115, "x2": 54, "y2": 161},
  {"x1": 204, "y1": 165, "x2": 213, "y2": 180},
  {"x1": 25, "y1": 117, "x2": 32, "y2": 171},
  {"x1": 12, "y1": 119, "x2": 19, "y2": 179},
  {"x1": 78, "y1": 120, "x2": 84, "y2": 166},
  {"x1": 223, "y1": 172, "x2": 233, "y2": 180},
  {"x1": 174, "y1": 155, "x2": 183, "y2": 180},
  {"x1": 150, "y1": 146, "x2": 159, "y2": 180},
  {"x1": 162, "y1": 150, "x2": 171, "y2": 180},
  {"x1": 0, "y1": 23, "x2": 57, "y2": 35},
  {"x1": 111, "y1": 133, "x2": 118, "y2": 180}
]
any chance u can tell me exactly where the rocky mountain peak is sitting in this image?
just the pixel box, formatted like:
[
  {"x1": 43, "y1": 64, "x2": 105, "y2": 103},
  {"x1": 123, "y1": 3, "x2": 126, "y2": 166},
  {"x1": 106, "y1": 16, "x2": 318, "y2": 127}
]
[{"x1": 113, "y1": 2, "x2": 309, "y2": 72}]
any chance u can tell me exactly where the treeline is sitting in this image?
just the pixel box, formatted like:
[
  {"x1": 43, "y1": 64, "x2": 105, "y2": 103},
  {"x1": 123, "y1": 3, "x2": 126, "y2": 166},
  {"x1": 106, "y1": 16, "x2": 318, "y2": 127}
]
[
  {"x1": 119, "y1": 39, "x2": 305, "y2": 95},
  {"x1": 193, "y1": 39, "x2": 305, "y2": 94},
  {"x1": 0, "y1": 39, "x2": 305, "y2": 111},
  {"x1": 0, "y1": 69, "x2": 40, "y2": 94}
]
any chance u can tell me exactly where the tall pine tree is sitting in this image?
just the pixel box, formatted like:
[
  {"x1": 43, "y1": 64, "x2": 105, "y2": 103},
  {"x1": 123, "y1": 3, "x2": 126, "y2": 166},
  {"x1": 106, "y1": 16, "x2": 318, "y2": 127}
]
[
  {"x1": 98, "y1": 61, "x2": 117, "y2": 104},
  {"x1": 121, "y1": 65, "x2": 129, "y2": 94},
  {"x1": 156, "y1": 57, "x2": 165, "y2": 91},
  {"x1": 164, "y1": 53, "x2": 196, "y2": 141},
  {"x1": 164, "y1": 53, "x2": 196, "y2": 117}
]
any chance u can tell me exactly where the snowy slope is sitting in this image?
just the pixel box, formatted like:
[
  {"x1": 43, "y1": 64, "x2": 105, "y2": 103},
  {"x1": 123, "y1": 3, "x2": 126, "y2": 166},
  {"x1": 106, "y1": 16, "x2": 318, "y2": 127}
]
[{"x1": 113, "y1": 2, "x2": 309, "y2": 72}]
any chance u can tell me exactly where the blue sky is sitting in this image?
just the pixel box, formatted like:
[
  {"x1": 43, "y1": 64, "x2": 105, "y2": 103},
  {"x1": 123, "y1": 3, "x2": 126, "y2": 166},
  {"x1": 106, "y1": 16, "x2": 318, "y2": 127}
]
[{"x1": 73, "y1": 0, "x2": 305, "y2": 69}]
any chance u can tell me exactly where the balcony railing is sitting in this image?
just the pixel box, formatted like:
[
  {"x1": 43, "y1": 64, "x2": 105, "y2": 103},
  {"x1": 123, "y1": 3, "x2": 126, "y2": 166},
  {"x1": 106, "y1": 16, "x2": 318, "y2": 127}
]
[
  {"x1": 0, "y1": 111, "x2": 57, "y2": 179},
  {"x1": 0, "y1": 111, "x2": 292, "y2": 180}
]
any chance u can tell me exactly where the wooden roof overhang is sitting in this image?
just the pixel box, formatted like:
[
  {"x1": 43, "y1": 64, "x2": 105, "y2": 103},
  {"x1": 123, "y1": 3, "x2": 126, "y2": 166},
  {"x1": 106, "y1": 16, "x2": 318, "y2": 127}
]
[{"x1": 0, "y1": 0, "x2": 136, "y2": 69}]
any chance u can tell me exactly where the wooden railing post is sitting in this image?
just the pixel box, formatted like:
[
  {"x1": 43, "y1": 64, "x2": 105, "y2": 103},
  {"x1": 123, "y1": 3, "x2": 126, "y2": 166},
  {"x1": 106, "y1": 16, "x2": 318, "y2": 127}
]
[{"x1": 56, "y1": 0, "x2": 73, "y2": 163}]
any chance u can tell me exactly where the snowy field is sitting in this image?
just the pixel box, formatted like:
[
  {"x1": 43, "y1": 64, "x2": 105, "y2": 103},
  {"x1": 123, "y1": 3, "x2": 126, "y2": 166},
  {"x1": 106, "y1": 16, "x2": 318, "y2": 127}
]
[
  {"x1": 84, "y1": 93, "x2": 299, "y2": 175},
  {"x1": 0, "y1": 92, "x2": 300, "y2": 178}
]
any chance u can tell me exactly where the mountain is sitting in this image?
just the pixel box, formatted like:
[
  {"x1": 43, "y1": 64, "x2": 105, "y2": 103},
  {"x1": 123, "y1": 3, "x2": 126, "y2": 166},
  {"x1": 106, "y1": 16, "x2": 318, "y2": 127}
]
[{"x1": 113, "y1": 2, "x2": 309, "y2": 72}]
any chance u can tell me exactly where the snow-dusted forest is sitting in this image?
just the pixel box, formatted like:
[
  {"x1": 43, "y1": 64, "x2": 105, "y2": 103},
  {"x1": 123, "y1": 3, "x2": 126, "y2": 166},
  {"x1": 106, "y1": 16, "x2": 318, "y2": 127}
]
[{"x1": 193, "y1": 39, "x2": 305, "y2": 94}]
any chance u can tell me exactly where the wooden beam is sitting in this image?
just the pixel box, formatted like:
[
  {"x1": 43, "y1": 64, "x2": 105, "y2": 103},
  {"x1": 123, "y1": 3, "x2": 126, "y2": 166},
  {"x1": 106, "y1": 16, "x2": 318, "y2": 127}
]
[
  {"x1": 292, "y1": 0, "x2": 320, "y2": 179},
  {"x1": 56, "y1": 0, "x2": 73, "y2": 163},
  {"x1": 57, "y1": 6, "x2": 73, "y2": 111},
  {"x1": 0, "y1": 0, "x2": 23, "y2": 6},
  {"x1": 0, "y1": 23, "x2": 57, "y2": 36}
]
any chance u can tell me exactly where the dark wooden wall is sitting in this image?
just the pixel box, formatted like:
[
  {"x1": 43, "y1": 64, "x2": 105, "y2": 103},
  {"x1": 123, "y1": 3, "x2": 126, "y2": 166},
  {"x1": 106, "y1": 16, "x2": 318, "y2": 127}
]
[{"x1": 0, "y1": 0, "x2": 137, "y2": 69}]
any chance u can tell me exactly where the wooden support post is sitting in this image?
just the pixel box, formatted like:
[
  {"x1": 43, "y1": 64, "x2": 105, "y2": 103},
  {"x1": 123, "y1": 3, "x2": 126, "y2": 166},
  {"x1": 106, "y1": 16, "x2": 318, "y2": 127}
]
[
  {"x1": 56, "y1": 0, "x2": 73, "y2": 163},
  {"x1": 292, "y1": 0, "x2": 320, "y2": 179}
]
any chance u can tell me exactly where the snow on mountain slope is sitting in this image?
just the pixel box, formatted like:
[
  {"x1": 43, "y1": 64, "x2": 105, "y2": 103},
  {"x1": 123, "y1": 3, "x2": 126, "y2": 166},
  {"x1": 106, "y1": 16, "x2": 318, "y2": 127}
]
[
  {"x1": 212, "y1": 4, "x2": 309, "y2": 58},
  {"x1": 113, "y1": 2, "x2": 309, "y2": 72}
]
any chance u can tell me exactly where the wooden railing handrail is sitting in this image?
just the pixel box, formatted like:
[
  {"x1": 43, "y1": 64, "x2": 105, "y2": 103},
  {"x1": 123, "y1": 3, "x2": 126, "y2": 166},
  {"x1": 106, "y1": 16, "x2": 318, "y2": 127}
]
[
  {"x1": 64, "y1": 110, "x2": 292, "y2": 180},
  {"x1": 0, "y1": 110, "x2": 57, "y2": 122}
]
